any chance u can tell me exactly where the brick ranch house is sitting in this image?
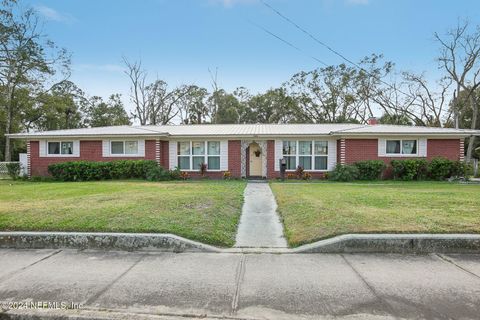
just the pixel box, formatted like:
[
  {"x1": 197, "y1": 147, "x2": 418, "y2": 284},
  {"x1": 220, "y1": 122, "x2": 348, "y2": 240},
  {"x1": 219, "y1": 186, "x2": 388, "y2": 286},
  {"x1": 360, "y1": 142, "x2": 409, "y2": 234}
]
[{"x1": 8, "y1": 121, "x2": 480, "y2": 179}]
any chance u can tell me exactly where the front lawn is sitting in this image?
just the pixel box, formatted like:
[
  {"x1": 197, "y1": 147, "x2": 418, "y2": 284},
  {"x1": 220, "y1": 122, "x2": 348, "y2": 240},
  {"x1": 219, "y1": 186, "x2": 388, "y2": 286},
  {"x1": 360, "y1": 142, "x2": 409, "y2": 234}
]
[
  {"x1": 270, "y1": 181, "x2": 480, "y2": 247},
  {"x1": 0, "y1": 180, "x2": 246, "y2": 247}
]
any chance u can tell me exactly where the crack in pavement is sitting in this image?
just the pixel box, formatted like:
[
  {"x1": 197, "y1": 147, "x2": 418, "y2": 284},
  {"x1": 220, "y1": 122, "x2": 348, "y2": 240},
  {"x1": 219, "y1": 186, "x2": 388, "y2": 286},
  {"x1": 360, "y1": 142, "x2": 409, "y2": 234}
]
[
  {"x1": 435, "y1": 253, "x2": 480, "y2": 280},
  {"x1": 0, "y1": 249, "x2": 62, "y2": 283},
  {"x1": 83, "y1": 253, "x2": 147, "y2": 306},
  {"x1": 231, "y1": 255, "x2": 246, "y2": 315},
  {"x1": 340, "y1": 254, "x2": 400, "y2": 320}
]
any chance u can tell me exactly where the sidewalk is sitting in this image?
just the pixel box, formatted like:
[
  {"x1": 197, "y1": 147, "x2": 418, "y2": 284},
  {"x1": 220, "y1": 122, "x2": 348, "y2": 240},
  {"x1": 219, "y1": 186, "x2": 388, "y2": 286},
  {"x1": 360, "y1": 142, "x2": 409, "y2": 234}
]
[
  {"x1": 1, "y1": 249, "x2": 480, "y2": 319},
  {"x1": 234, "y1": 182, "x2": 287, "y2": 248}
]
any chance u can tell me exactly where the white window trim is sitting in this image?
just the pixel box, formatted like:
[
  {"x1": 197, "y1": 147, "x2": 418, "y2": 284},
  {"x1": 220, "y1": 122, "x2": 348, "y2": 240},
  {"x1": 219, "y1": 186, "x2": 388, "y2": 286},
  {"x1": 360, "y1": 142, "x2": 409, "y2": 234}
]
[
  {"x1": 282, "y1": 140, "x2": 329, "y2": 172},
  {"x1": 177, "y1": 141, "x2": 221, "y2": 172},
  {"x1": 45, "y1": 140, "x2": 78, "y2": 157},
  {"x1": 107, "y1": 140, "x2": 143, "y2": 157},
  {"x1": 385, "y1": 139, "x2": 419, "y2": 157}
]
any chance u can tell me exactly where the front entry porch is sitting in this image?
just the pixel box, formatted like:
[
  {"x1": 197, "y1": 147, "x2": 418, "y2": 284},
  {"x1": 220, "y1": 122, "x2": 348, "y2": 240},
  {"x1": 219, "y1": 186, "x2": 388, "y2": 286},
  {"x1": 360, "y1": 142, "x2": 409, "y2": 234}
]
[{"x1": 240, "y1": 140, "x2": 267, "y2": 178}]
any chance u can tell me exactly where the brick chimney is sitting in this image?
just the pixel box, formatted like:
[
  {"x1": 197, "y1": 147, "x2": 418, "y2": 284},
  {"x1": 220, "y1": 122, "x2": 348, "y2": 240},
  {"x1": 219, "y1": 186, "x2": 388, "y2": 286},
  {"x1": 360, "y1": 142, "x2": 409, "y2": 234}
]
[{"x1": 367, "y1": 117, "x2": 378, "y2": 125}]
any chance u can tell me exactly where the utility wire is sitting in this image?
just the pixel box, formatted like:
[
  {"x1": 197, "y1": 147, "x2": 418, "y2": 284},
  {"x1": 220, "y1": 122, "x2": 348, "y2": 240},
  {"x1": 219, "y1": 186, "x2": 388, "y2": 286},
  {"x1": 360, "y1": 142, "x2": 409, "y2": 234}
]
[
  {"x1": 259, "y1": 0, "x2": 417, "y2": 101},
  {"x1": 248, "y1": 19, "x2": 329, "y2": 67}
]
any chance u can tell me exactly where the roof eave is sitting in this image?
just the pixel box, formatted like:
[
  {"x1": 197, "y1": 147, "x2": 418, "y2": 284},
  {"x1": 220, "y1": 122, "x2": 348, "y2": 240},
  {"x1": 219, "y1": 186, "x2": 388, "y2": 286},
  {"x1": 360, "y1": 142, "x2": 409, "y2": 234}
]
[{"x1": 7, "y1": 133, "x2": 169, "y2": 139}]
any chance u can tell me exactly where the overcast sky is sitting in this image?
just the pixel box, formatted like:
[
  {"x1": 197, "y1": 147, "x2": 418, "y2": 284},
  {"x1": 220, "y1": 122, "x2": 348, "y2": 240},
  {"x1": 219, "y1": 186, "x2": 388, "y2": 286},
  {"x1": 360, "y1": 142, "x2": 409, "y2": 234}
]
[{"x1": 24, "y1": 0, "x2": 480, "y2": 113}]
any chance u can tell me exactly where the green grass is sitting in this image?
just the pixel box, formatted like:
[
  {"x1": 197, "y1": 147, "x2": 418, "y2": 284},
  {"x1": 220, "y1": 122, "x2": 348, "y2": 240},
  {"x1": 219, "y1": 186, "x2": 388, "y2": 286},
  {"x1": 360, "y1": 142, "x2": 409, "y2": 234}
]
[
  {"x1": 270, "y1": 181, "x2": 480, "y2": 247},
  {"x1": 0, "y1": 180, "x2": 246, "y2": 247}
]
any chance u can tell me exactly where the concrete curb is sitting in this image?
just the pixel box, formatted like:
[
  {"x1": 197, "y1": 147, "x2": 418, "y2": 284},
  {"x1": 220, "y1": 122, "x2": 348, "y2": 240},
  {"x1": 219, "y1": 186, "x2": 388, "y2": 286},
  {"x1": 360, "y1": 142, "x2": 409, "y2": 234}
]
[
  {"x1": 0, "y1": 232, "x2": 222, "y2": 253},
  {"x1": 0, "y1": 232, "x2": 479, "y2": 253},
  {"x1": 291, "y1": 234, "x2": 480, "y2": 254}
]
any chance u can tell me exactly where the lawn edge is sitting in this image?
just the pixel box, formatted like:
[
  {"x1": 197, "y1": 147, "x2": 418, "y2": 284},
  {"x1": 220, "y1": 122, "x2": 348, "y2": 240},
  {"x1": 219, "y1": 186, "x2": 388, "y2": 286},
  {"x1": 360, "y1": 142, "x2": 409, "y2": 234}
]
[{"x1": 1, "y1": 231, "x2": 480, "y2": 254}]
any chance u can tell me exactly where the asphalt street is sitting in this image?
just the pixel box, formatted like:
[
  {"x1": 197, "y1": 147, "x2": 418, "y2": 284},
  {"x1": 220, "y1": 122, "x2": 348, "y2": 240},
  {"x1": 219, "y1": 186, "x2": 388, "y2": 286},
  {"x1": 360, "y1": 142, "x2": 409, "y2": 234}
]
[{"x1": 0, "y1": 249, "x2": 479, "y2": 319}]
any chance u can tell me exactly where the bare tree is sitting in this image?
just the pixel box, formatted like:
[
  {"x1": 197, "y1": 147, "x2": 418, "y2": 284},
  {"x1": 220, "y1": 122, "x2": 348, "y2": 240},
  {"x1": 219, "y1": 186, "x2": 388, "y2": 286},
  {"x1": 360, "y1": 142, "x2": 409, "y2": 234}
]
[
  {"x1": 402, "y1": 73, "x2": 453, "y2": 127},
  {"x1": 435, "y1": 21, "x2": 480, "y2": 161},
  {"x1": 123, "y1": 57, "x2": 149, "y2": 125},
  {"x1": 123, "y1": 58, "x2": 190, "y2": 125}
]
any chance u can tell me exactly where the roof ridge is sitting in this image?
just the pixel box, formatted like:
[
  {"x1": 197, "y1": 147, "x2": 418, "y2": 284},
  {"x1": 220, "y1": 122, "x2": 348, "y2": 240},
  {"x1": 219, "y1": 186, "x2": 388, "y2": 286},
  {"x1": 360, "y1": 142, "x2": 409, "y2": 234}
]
[{"x1": 330, "y1": 124, "x2": 368, "y2": 134}]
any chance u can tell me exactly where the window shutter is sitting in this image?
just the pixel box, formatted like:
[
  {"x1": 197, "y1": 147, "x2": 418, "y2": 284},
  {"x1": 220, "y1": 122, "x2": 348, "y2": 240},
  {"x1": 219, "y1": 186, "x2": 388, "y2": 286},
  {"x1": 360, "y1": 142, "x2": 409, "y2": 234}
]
[
  {"x1": 327, "y1": 139, "x2": 337, "y2": 171},
  {"x1": 137, "y1": 140, "x2": 145, "y2": 156},
  {"x1": 378, "y1": 138, "x2": 386, "y2": 157},
  {"x1": 220, "y1": 140, "x2": 228, "y2": 171},
  {"x1": 39, "y1": 140, "x2": 46, "y2": 157},
  {"x1": 274, "y1": 140, "x2": 283, "y2": 171},
  {"x1": 73, "y1": 141, "x2": 80, "y2": 157},
  {"x1": 169, "y1": 141, "x2": 177, "y2": 170},
  {"x1": 102, "y1": 140, "x2": 109, "y2": 157},
  {"x1": 418, "y1": 138, "x2": 427, "y2": 157}
]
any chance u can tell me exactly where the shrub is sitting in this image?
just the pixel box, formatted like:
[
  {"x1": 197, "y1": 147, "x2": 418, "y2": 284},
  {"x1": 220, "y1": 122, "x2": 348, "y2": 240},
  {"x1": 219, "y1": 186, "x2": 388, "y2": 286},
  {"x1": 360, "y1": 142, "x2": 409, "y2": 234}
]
[
  {"x1": 295, "y1": 165, "x2": 304, "y2": 179},
  {"x1": 6, "y1": 162, "x2": 21, "y2": 180},
  {"x1": 450, "y1": 161, "x2": 473, "y2": 179},
  {"x1": 428, "y1": 157, "x2": 453, "y2": 181},
  {"x1": 302, "y1": 172, "x2": 312, "y2": 180},
  {"x1": 199, "y1": 162, "x2": 208, "y2": 176},
  {"x1": 391, "y1": 159, "x2": 428, "y2": 181},
  {"x1": 354, "y1": 160, "x2": 386, "y2": 180},
  {"x1": 180, "y1": 171, "x2": 190, "y2": 180},
  {"x1": 169, "y1": 167, "x2": 182, "y2": 180},
  {"x1": 329, "y1": 164, "x2": 359, "y2": 182},
  {"x1": 146, "y1": 165, "x2": 171, "y2": 181},
  {"x1": 48, "y1": 160, "x2": 160, "y2": 181},
  {"x1": 286, "y1": 173, "x2": 296, "y2": 179},
  {"x1": 223, "y1": 171, "x2": 232, "y2": 180}
]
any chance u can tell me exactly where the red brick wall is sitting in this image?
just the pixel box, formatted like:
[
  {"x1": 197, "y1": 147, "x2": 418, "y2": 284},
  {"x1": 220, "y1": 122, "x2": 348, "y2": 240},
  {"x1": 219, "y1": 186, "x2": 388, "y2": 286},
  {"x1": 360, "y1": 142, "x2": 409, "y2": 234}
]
[
  {"x1": 342, "y1": 138, "x2": 462, "y2": 178},
  {"x1": 228, "y1": 140, "x2": 241, "y2": 178},
  {"x1": 344, "y1": 139, "x2": 380, "y2": 164},
  {"x1": 343, "y1": 138, "x2": 462, "y2": 164},
  {"x1": 427, "y1": 139, "x2": 461, "y2": 160},
  {"x1": 160, "y1": 140, "x2": 169, "y2": 169},
  {"x1": 267, "y1": 140, "x2": 275, "y2": 179},
  {"x1": 29, "y1": 140, "x2": 157, "y2": 176}
]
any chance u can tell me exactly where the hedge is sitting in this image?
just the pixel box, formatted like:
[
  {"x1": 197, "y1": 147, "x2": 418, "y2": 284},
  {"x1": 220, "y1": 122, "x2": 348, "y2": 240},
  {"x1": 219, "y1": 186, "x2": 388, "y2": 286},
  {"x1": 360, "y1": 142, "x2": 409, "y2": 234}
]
[
  {"x1": 354, "y1": 160, "x2": 386, "y2": 180},
  {"x1": 391, "y1": 157, "x2": 472, "y2": 181},
  {"x1": 48, "y1": 160, "x2": 162, "y2": 181}
]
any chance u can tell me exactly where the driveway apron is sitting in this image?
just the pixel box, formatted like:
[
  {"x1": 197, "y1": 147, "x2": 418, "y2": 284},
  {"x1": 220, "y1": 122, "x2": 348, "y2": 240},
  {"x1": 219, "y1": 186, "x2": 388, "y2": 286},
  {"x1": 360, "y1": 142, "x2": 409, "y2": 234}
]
[{"x1": 235, "y1": 182, "x2": 287, "y2": 248}]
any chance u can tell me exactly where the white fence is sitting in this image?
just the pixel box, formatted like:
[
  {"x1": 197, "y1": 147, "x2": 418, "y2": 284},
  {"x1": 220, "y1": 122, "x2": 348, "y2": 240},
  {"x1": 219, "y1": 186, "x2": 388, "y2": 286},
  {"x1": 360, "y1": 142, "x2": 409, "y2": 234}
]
[{"x1": 0, "y1": 154, "x2": 27, "y2": 178}]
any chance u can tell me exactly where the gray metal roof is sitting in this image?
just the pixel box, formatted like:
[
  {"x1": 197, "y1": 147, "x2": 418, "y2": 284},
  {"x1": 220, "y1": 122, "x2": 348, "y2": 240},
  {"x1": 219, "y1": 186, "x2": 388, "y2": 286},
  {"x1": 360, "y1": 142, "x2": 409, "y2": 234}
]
[
  {"x1": 7, "y1": 123, "x2": 480, "y2": 139},
  {"x1": 335, "y1": 124, "x2": 480, "y2": 136}
]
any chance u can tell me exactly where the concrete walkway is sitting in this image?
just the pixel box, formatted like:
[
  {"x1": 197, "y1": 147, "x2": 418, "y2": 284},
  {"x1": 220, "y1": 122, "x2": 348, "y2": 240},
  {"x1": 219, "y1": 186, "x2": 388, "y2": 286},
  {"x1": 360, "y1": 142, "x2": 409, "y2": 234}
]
[
  {"x1": 234, "y1": 182, "x2": 287, "y2": 248},
  {"x1": 1, "y1": 249, "x2": 480, "y2": 319}
]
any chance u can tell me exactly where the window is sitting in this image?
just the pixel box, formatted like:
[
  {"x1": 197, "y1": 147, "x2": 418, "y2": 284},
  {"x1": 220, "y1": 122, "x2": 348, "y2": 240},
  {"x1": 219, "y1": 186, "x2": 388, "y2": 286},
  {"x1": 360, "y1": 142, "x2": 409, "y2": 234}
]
[
  {"x1": 386, "y1": 139, "x2": 417, "y2": 155},
  {"x1": 48, "y1": 141, "x2": 73, "y2": 155},
  {"x1": 314, "y1": 141, "x2": 328, "y2": 170},
  {"x1": 282, "y1": 141, "x2": 297, "y2": 170},
  {"x1": 282, "y1": 140, "x2": 329, "y2": 171},
  {"x1": 111, "y1": 141, "x2": 138, "y2": 155},
  {"x1": 177, "y1": 141, "x2": 221, "y2": 171}
]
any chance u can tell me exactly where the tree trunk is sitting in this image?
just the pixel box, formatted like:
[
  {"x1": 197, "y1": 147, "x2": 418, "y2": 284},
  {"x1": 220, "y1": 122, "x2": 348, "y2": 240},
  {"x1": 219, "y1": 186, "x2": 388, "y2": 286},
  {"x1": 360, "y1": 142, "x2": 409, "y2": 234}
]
[
  {"x1": 4, "y1": 88, "x2": 14, "y2": 162},
  {"x1": 466, "y1": 95, "x2": 478, "y2": 162}
]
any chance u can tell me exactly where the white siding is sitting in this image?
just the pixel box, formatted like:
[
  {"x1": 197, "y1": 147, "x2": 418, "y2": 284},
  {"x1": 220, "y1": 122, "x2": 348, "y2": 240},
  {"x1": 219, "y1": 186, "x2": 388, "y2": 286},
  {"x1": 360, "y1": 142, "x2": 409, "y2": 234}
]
[
  {"x1": 169, "y1": 141, "x2": 177, "y2": 170},
  {"x1": 102, "y1": 140, "x2": 109, "y2": 157},
  {"x1": 137, "y1": 140, "x2": 145, "y2": 157},
  {"x1": 72, "y1": 141, "x2": 80, "y2": 157},
  {"x1": 418, "y1": 138, "x2": 427, "y2": 157},
  {"x1": 39, "y1": 140, "x2": 46, "y2": 157},
  {"x1": 220, "y1": 140, "x2": 228, "y2": 171},
  {"x1": 274, "y1": 140, "x2": 283, "y2": 171},
  {"x1": 378, "y1": 138, "x2": 386, "y2": 157},
  {"x1": 327, "y1": 139, "x2": 337, "y2": 170}
]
